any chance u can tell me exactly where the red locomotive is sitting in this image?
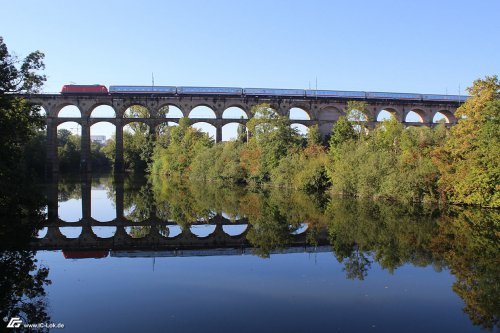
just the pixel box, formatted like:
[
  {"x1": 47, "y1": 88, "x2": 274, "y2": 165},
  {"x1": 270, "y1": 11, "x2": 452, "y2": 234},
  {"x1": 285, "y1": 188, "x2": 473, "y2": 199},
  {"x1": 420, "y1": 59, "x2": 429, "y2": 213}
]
[{"x1": 61, "y1": 84, "x2": 108, "y2": 94}]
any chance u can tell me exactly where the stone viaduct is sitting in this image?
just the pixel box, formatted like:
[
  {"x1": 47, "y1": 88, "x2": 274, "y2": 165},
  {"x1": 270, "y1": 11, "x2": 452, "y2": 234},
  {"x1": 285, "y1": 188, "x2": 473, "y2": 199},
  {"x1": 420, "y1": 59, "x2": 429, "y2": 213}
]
[{"x1": 24, "y1": 93, "x2": 462, "y2": 173}]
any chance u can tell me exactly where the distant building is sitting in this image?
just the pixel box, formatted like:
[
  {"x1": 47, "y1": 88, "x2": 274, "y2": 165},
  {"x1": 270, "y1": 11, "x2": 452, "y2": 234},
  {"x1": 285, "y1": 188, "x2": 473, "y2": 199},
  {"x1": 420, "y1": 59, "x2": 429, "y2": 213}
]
[{"x1": 91, "y1": 135, "x2": 106, "y2": 144}]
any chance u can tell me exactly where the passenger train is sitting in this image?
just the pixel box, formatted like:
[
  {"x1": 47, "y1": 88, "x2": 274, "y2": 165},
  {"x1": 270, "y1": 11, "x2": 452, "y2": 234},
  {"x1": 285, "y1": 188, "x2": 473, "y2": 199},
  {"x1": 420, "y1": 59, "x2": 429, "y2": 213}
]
[{"x1": 60, "y1": 84, "x2": 467, "y2": 102}]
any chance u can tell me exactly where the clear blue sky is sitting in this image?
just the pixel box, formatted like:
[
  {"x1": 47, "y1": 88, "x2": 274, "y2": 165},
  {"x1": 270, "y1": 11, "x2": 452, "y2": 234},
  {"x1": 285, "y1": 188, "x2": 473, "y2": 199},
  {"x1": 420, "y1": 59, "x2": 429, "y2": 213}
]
[
  {"x1": 3, "y1": 0, "x2": 499, "y2": 93},
  {"x1": 2, "y1": 0, "x2": 499, "y2": 137}
]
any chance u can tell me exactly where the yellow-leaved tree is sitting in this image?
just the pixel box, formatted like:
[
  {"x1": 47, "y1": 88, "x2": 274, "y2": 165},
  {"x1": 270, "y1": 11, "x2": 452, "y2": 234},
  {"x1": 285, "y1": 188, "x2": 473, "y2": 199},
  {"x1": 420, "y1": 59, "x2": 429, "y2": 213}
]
[{"x1": 433, "y1": 76, "x2": 500, "y2": 207}]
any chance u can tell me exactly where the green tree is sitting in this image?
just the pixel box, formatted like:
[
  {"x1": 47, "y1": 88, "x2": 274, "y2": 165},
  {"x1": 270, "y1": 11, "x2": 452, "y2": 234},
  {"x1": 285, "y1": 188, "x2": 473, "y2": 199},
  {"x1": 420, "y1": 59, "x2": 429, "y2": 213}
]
[
  {"x1": 0, "y1": 37, "x2": 46, "y2": 216},
  {"x1": 328, "y1": 117, "x2": 443, "y2": 202},
  {"x1": 307, "y1": 125, "x2": 322, "y2": 147},
  {"x1": 433, "y1": 76, "x2": 500, "y2": 207},
  {"x1": 244, "y1": 104, "x2": 302, "y2": 182},
  {"x1": 236, "y1": 118, "x2": 247, "y2": 143},
  {"x1": 328, "y1": 116, "x2": 356, "y2": 151},
  {"x1": 57, "y1": 129, "x2": 81, "y2": 172},
  {"x1": 151, "y1": 117, "x2": 213, "y2": 177},
  {"x1": 345, "y1": 100, "x2": 369, "y2": 138}
]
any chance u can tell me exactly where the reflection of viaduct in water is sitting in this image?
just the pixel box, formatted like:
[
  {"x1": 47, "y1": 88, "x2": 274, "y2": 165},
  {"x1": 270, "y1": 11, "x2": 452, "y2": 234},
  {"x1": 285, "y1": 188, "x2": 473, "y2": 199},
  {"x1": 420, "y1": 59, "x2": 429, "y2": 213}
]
[
  {"x1": 35, "y1": 175, "x2": 329, "y2": 254},
  {"x1": 24, "y1": 93, "x2": 462, "y2": 173}
]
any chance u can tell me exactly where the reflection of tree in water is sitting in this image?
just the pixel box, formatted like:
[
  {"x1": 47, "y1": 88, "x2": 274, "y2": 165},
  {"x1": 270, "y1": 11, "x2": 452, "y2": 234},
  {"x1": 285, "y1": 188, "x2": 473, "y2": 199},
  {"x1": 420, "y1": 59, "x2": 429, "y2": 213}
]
[
  {"x1": 57, "y1": 177, "x2": 81, "y2": 202},
  {"x1": 431, "y1": 208, "x2": 499, "y2": 330},
  {"x1": 0, "y1": 251, "x2": 51, "y2": 331},
  {"x1": 342, "y1": 248, "x2": 371, "y2": 280},
  {"x1": 327, "y1": 199, "x2": 440, "y2": 274},
  {"x1": 127, "y1": 226, "x2": 151, "y2": 238},
  {"x1": 0, "y1": 180, "x2": 51, "y2": 330},
  {"x1": 327, "y1": 199, "x2": 499, "y2": 330}
]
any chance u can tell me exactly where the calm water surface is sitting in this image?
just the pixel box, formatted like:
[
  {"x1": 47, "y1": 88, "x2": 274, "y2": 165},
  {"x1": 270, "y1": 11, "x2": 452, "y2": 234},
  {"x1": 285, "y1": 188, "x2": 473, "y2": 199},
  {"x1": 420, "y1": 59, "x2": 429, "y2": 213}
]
[{"x1": 1, "y1": 173, "x2": 498, "y2": 333}]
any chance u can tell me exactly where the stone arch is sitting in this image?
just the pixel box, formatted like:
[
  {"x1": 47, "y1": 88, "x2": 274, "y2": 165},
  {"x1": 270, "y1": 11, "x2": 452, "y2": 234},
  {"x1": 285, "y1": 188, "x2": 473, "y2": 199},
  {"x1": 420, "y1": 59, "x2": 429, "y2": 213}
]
[
  {"x1": 222, "y1": 224, "x2": 248, "y2": 236},
  {"x1": 222, "y1": 122, "x2": 247, "y2": 141},
  {"x1": 190, "y1": 224, "x2": 217, "y2": 238},
  {"x1": 159, "y1": 104, "x2": 184, "y2": 118},
  {"x1": 56, "y1": 121, "x2": 82, "y2": 169},
  {"x1": 318, "y1": 106, "x2": 343, "y2": 121},
  {"x1": 433, "y1": 109, "x2": 456, "y2": 123},
  {"x1": 57, "y1": 179, "x2": 82, "y2": 223},
  {"x1": 121, "y1": 121, "x2": 151, "y2": 172},
  {"x1": 37, "y1": 227, "x2": 48, "y2": 239},
  {"x1": 123, "y1": 120, "x2": 150, "y2": 135},
  {"x1": 291, "y1": 123, "x2": 309, "y2": 136},
  {"x1": 90, "y1": 105, "x2": 116, "y2": 118},
  {"x1": 126, "y1": 226, "x2": 150, "y2": 238},
  {"x1": 124, "y1": 104, "x2": 151, "y2": 118},
  {"x1": 165, "y1": 225, "x2": 182, "y2": 238},
  {"x1": 156, "y1": 120, "x2": 179, "y2": 135},
  {"x1": 222, "y1": 106, "x2": 249, "y2": 119},
  {"x1": 376, "y1": 107, "x2": 401, "y2": 122},
  {"x1": 90, "y1": 121, "x2": 115, "y2": 170},
  {"x1": 57, "y1": 104, "x2": 81, "y2": 118},
  {"x1": 59, "y1": 227, "x2": 82, "y2": 238},
  {"x1": 92, "y1": 226, "x2": 117, "y2": 238},
  {"x1": 289, "y1": 107, "x2": 311, "y2": 120},
  {"x1": 252, "y1": 104, "x2": 280, "y2": 118},
  {"x1": 406, "y1": 109, "x2": 425, "y2": 123},
  {"x1": 189, "y1": 105, "x2": 216, "y2": 119},
  {"x1": 192, "y1": 121, "x2": 216, "y2": 140}
]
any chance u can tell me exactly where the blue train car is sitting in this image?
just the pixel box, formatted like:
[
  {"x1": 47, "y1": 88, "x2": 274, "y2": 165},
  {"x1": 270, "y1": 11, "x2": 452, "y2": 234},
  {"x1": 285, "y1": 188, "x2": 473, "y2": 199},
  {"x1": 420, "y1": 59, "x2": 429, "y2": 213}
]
[
  {"x1": 305, "y1": 90, "x2": 366, "y2": 98},
  {"x1": 243, "y1": 88, "x2": 305, "y2": 97},
  {"x1": 366, "y1": 92, "x2": 422, "y2": 100},
  {"x1": 422, "y1": 94, "x2": 468, "y2": 102},
  {"x1": 177, "y1": 87, "x2": 243, "y2": 95},
  {"x1": 109, "y1": 86, "x2": 177, "y2": 94}
]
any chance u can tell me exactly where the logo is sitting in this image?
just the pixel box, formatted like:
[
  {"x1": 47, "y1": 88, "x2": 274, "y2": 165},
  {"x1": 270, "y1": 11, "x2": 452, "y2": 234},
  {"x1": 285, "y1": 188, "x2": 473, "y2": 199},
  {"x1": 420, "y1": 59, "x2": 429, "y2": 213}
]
[{"x1": 6, "y1": 317, "x2": 23, "y2": 328}]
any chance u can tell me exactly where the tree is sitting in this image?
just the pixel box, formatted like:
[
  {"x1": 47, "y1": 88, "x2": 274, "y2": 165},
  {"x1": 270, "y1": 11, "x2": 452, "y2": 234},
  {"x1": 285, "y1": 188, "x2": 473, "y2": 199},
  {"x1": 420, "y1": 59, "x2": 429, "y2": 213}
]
[
  {"x1": 236, "y1": 121, "x2": 247, "y2": 143},
  {"x1": 345, "y1": 100, "x2": 369, "y2": 138},
  {"x1": 150, "y1": 117, "x2": 213, "y2": 176},
  {"x1": 244, "y1": 104, "x2": 302, "y2": 181},
  {"x1": 307, "y1": 125, "x2": 322, "y2": 147},
  {"x1": 57, "y1": 129, "x2": 81, "y2": 172},
  {"x1": 433, "y1": 76, "x2": 500, "y2": 207},
  {"x1": 0, "y1": 36, "x2": 46, "y2": 216},
  {"x1": 328, "y1": 116, "x2": 356, "y2": 151}
]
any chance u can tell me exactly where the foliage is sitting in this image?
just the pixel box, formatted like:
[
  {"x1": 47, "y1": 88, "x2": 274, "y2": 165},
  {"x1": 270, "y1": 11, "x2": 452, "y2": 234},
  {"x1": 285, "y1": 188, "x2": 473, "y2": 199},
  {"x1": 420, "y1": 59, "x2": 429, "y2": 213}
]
[
  {"x1": 328, "y1": 116, "x2": 444, "y2": 203},
  {"x1": 0, "y1": 36, "x2": 46, "y2": 216},
  {"x1": 345, "y1": 100, "x2": 369, "y2": 138},
  {"x1": 0, "y1": 251, "x2": 51, "y2": 331},
  {"x1": 271, "y1": 143, "x2": 329, "y2": 193},
  {"x1": 244, "y1": 104, "x2": 304, "y2": 182},
  {"x1": 150, "y1": 117, "x2": 213, "y2": 177},
  {"x1": 23, "y1": 129, "x2": 47, "y2": 177},
  {"x1": 433, "y1": 76, "x2": 500, "y2": 207},
  {"x1": 57, "y1": 129, "x2": 81, "y2": 171},
  {"x1": 430, "y1": 207, "x2": 500, "y2": 329},
  {"x1": 190, "y1": 141, "x2": 246, "y2": 182},
  {"x1": 328, "y1": 116, "x2": 357, "y2": 152}
]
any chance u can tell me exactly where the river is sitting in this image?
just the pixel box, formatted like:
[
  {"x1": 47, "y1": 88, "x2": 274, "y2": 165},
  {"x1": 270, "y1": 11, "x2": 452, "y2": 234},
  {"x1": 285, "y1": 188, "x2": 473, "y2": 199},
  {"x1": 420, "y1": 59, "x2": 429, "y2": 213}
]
[{"x1": 0, "y1": 173, "x2": 498, "y2": 332}]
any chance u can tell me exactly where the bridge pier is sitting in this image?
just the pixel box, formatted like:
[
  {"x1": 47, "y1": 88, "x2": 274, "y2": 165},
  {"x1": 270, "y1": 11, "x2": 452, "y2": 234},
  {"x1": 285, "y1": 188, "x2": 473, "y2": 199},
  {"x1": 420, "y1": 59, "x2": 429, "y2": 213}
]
[
  {"x1": 216, "y1": 124, "x2": 222, "y2": 143},
  {"x1": 80, "y1": 120, "x2": 91, "y2": 172},
  {"x1": 115, "y1": 121, "x2": 124, "y2": 173},
  {"x1": 46, "y1": 118, "x2": 59, "y2": 175}
]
